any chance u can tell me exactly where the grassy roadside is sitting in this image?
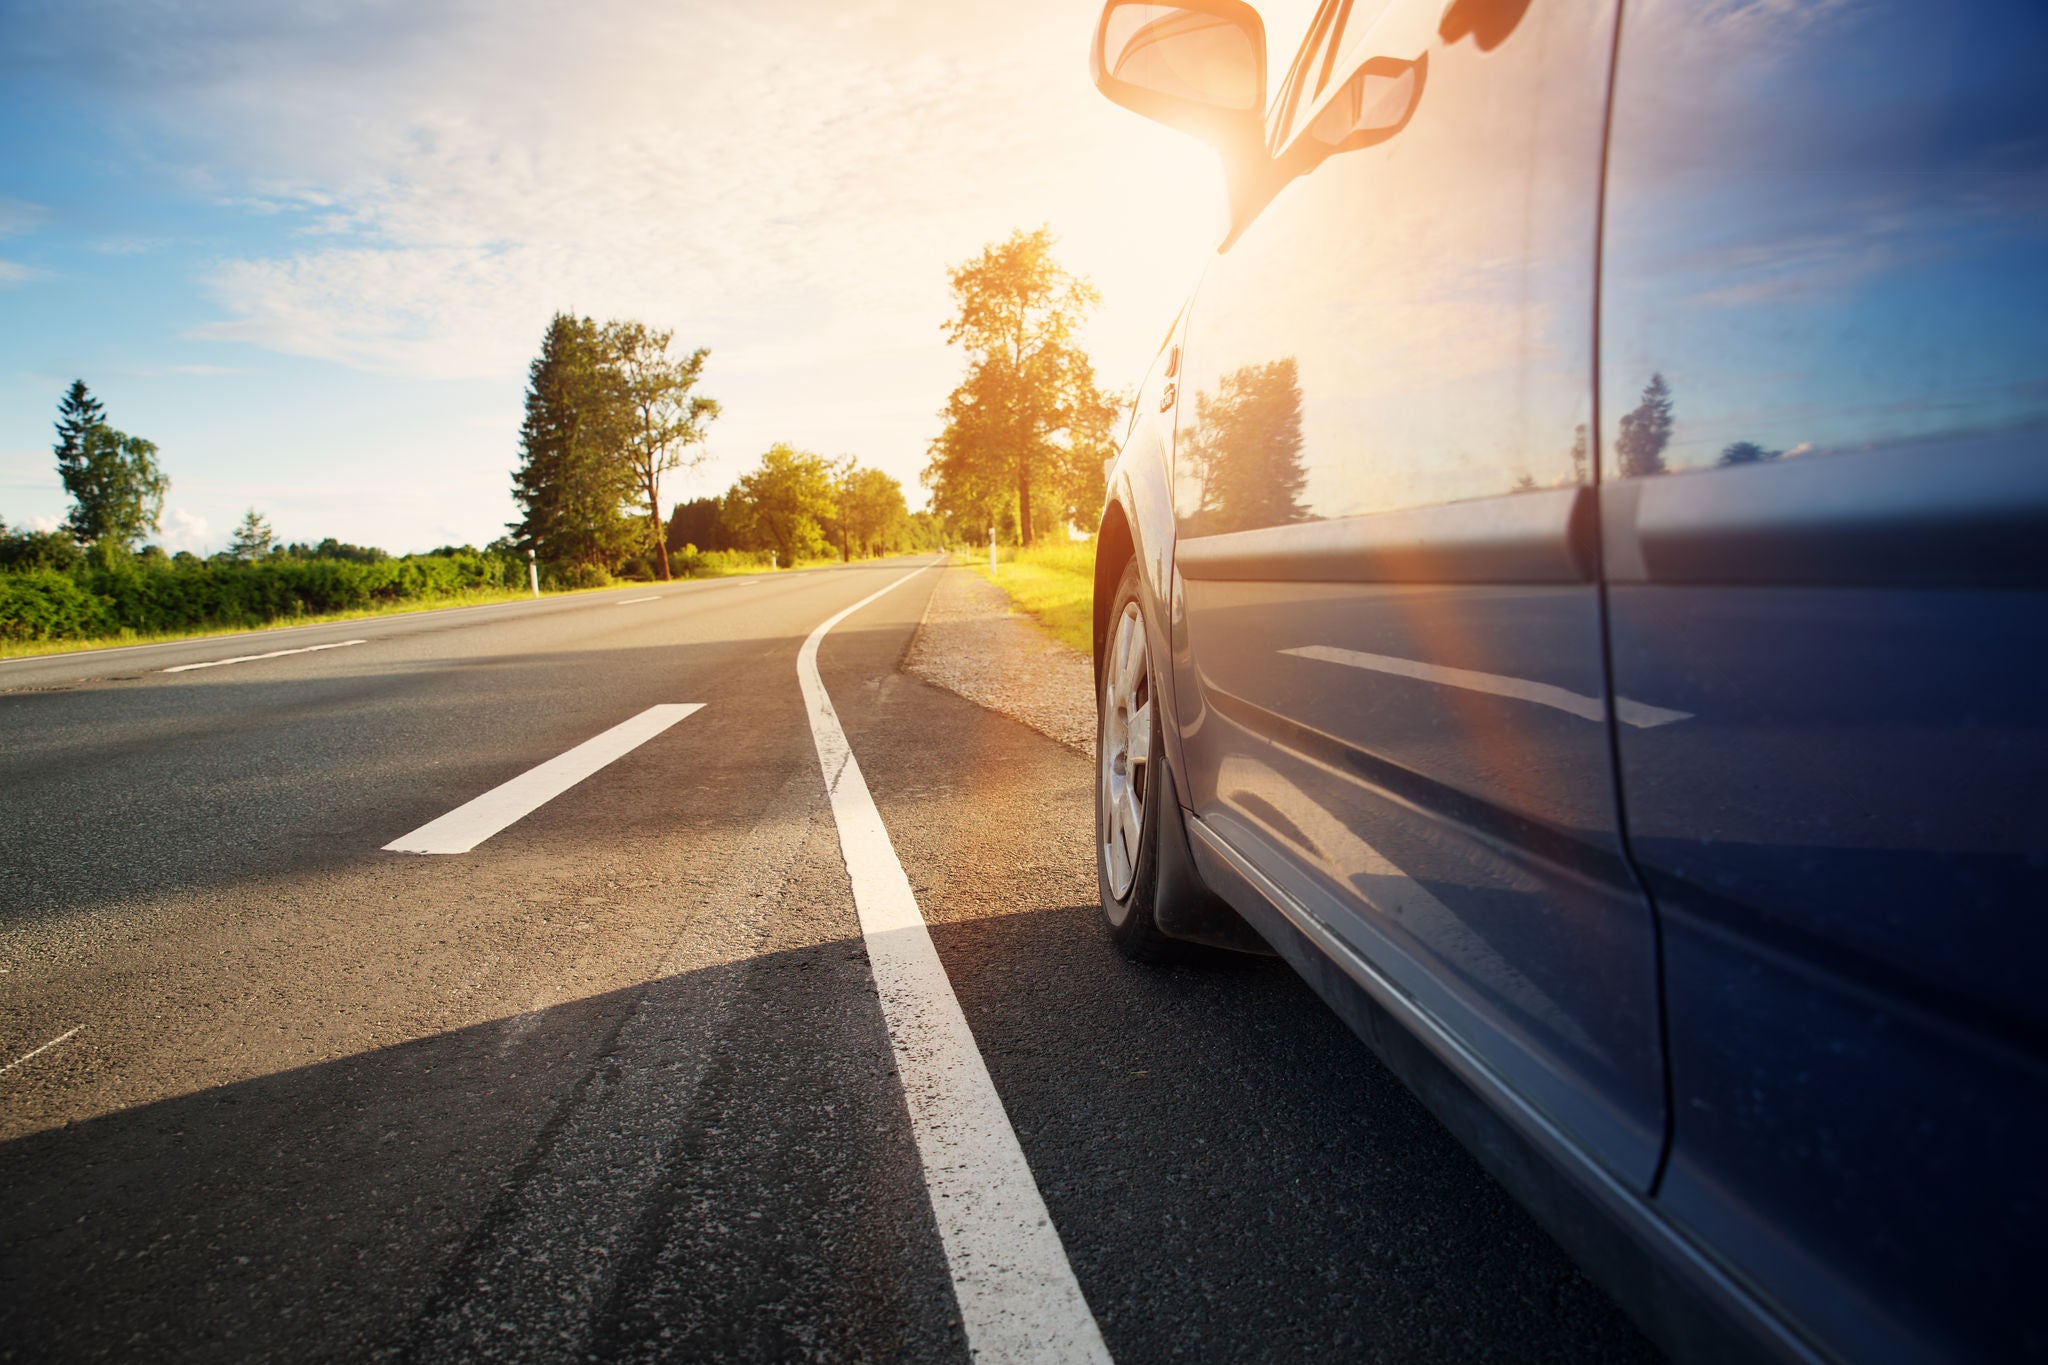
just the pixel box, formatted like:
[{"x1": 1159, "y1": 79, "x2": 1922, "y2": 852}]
[{"x1": 970, "y1": 538, "x2": 1094, "y2": 656}]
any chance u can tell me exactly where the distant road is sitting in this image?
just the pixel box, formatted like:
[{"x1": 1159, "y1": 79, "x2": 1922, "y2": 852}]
[{"x1": 0, "y1": 558, "x2": 1656, "y2": 1362}]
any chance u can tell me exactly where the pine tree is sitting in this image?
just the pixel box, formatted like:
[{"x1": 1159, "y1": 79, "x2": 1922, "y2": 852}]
[
  {"x1": 1615, "y1": 373, "x2": 1675, "y2": 478},
  {"x1": 229, "y1": 509, "x2": 276, "y2": 561},
  {"x1": 509, "y1": 313, "x2": 635, "y2": 572},
  {"x1": 54, "y1": 380, "x2": 109, "y2": 542},
  {"x1": 54, "y1": 380, "x2": 105, "y2": 475}
]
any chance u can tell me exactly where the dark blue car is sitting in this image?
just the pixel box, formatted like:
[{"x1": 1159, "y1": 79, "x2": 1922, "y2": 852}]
[{"x1": 1086, "y1": 0, "x2": 2047, "y2": 1358}]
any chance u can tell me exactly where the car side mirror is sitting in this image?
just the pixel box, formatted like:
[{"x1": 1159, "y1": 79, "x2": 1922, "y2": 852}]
[{"x1": 1090, "y1": 0, "x2": 1267, "y2": 164}]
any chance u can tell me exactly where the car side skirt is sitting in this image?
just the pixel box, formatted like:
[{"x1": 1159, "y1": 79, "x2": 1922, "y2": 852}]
[{"x1": 1183, "y1": 814, "x2": 1826, "y2": 1365}]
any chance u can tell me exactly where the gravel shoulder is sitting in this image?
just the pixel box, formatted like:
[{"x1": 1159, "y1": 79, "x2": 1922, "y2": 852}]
[{"x1": 902, "y1": 559, "x2": 1095, "y2": 755}]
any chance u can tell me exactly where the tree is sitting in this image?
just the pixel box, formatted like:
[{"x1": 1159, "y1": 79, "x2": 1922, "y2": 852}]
[
  {"x1": 281, "y1": 537, "x2": 388, "y2": 563},
  {"x1": 509, "y1": 313, "x2": 636, "y2": 573},
  {"x1": 229, "y1": 509, "x2": 276, "y2": 561},
  {"x1": 1180, "y1": 357, "x2": 1308, "y2": 536},
  {"x1": 1615, "y1": 372, "x2": 1675, "y2": 478},
  {"x1": 1718, "y1": 439, "x2": 1778, "y2": 467},
  {"x1": 837, "y1": 465, "x2": 911, "y2": 559},
  {"x1": 606, "y1": 321, "x2": 718, "y2": 580},
  {"x1": 724, "y1": 444, "x2": 837, "y2": 566},
  {"x1": 58, "y1": 415, "x2": 168, "y2": 551},
  {"x1": 926, "y1": 227, "x2": 1112, "y2": 545},
  {"x1": 924, "y1": 392, "x2": 1021, "y2": 542},
  {"x1": 667, "y1": 496, "x2": 732, "y2": 555},
  {"x1": 54, "y1": 381, "x2": 105, "y2": 476},
  {"x1": 0, "y1": 522, "x2": 85, "y2": 572},
  {"x1": 53, "y1": 379, "x2": 168, "y2": 550}
]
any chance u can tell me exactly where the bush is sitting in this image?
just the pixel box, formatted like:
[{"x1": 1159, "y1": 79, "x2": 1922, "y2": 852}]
[
  {"x1": 0, "y1": 569, "x2": 114, "y2": 641},
  {"x1": 0, "y1": 529, "x2": 85, "y2": 573},
  {"x1": 546, "y1": 562, "x2": 613, "y2": 591},
  {"x1": 0, "y1": 549, "x2": 530, "y2": 643},
  {"x1": 669, "y1": 545, "x2": 776, "y2": 578}
]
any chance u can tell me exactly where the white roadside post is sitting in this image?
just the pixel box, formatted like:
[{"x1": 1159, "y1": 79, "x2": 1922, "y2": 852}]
[
  {"x1": 526, "y1": 547, "x2": 540, "y2": 599},
  {"x1": 988, "y1": 527, "x2": 997, "y2": 577}
]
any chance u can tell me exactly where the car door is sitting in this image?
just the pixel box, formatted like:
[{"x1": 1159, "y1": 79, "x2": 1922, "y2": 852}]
[
  {"x1": 1168, "y1": 0, "x2": 1664, "y2": 1187},
  {"x1": 1599, "y1": 1, "x2": 2048, "y2": 1358}
]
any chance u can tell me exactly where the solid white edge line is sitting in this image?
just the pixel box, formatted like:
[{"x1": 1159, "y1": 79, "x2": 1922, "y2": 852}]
[
  {"x1": 163, "y1": 638, "x2": 369, "y2": 673},
  {"x1": 798, "y1": 562, "x2": 1113, "y2": 1365},
  {"x1": 2, "y1": 1024, "x2": 83, "y2": 1077},
  {"x1": 615, "y1": 596, "x2": 661, "y2": 605},
  {"x1": 382, "y1": 703, "x2": 704, "y2": 855},
  {"x1": 1283, "y1": 644, "x2": 1692, "y2": 728}
]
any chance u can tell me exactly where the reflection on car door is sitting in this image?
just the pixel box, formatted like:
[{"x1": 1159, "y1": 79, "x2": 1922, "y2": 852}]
[
  {"x1": 1168, "y1": 0, "x2": 1663, "y2": 1185},
  {"x1": 1600, "y1": 1, "x2": 2048, "y2": 1357}
]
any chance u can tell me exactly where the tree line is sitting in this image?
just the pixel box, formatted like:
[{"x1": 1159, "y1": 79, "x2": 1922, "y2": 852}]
[
  {"x1": 509, "y1": 313, "x2": 936, "y2": 582},
  {"x1": 0, "y1": 380, "x2": 537, "y2": 644}
]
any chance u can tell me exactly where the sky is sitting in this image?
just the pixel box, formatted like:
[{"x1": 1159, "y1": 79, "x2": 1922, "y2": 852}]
[{"x1": 0, "y1": 0, "x2": 1324, "y2": 555}]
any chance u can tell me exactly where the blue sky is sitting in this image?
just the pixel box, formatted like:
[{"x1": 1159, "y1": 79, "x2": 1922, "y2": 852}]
[{"x1": 0, "y1": 0, "x2": 1321, "y2": 554}]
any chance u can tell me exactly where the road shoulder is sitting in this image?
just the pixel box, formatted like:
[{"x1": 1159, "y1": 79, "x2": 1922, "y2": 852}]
[{"x1": 903, "y1": 562, "x2": 1094, "y2": 755}]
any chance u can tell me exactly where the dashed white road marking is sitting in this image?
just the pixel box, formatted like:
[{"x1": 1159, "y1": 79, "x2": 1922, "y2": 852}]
[
  {"x1": 1283, "y1": 644, "x2": 1693, "y2": 728},
  {"x1": 162, "y1": 638, "x2": 368, "y2": 673},
  {"x1": 2, "y1": 1025, "x2": 83, "y2": 1077},
  {"x1": 798, "y1": 565, "x2": 1113, "y2": 1365},
  {"x1": 382, "y1": 703, "x2": 704, "y2": 854},
  {"x1": 616, "y1": 595, "x2": 661, "y2": 605}
]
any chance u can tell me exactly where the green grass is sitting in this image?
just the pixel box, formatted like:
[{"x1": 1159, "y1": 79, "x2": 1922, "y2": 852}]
[{"x1": 972, "y1": 538, "x2": 1095, "y2": 656}]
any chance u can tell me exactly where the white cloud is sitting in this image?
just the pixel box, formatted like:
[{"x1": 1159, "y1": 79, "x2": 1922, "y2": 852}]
[
  {"x1": 14, "y1": 1, "x2": 1228, "y2": 488},
  {"x1": 0, "y1": 259, "x2": 45, "y2": 287},
  {"x1": 31, "y1": 514, "x2": 62, "y2": 534},
  {"x1": 7, "y1": 0, "x2": 1327, "y2": 535},
  {"x1": 160, "y1": 506, "x2": 210, "y2": 554}
]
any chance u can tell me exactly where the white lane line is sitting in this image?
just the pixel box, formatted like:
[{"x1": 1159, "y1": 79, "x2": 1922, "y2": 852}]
[
  {"x1": 1283, "y1": 645, "x2": 1693, "y2": 729},
  {"x1": 615, "y1": 595, "x2": 661, "y2": 605},
  {"x1": 2, "y1": 1025, "x2": 83, "y2": 1077},
  {"x1": 383, "y1": 703, "x2": 704, "y2": 854},
  {"x1": 163, "y1": 638, "x2": 368, "y2": 673},
  {"x1": 798, "y1": 566, "x2": 1113, "y2": 1365}
]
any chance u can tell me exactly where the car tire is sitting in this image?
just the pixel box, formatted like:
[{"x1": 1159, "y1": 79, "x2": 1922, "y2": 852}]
[{"x1": 1097, "y1": 558, "x2": 1185, "y2": 961}]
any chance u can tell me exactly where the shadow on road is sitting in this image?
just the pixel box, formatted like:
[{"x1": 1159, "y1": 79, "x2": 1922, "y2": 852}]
[{"x1": 4, "y1": 901, "x2": 1658, "y2": 1363}]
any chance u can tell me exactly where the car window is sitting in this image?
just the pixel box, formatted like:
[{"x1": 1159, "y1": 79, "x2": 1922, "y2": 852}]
[
  {"x1": 1177, "y1": 0, "x2": 1613, "y2": 537},
  {"x1": 1601, "y1": 0, "x2": 2048, "y2": 482},
  {"x1": 1267, "y1": 0, "x2": 1344, "y2": 152}
]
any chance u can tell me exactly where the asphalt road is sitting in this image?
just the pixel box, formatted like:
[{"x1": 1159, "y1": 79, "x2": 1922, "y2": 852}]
[{"x1": 0, "y1": 560, "x2": 1659, "y2": 1362}]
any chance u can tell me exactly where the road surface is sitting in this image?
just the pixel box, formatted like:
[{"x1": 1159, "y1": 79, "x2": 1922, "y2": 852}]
[{"x1": 0, "y1": 560, "x2": 1657, "y2": 1362}]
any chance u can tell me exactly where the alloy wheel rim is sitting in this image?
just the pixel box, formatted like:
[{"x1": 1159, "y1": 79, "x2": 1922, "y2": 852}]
[{"x1": 1101, "y1": 601, "x2": 1152, "y2": 901}]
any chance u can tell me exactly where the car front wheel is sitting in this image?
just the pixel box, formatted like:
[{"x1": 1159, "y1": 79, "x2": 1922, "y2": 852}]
[{"x1": 1097, "y1": 559, "x2": 1181, "y2": 960}]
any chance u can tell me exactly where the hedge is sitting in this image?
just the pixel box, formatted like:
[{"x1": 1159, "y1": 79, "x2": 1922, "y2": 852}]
[{"x1": 0, "y1": 552, "x2": 526, "y2": 642}]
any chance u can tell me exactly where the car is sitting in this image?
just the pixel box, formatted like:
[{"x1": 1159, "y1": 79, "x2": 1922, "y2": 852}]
[{"x1": 1085, "y1": 0, "x2": 2048, "y2": 1360}]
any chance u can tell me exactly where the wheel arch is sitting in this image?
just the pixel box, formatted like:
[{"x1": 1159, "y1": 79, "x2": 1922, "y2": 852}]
[{"x1": 1093, "y1": 499, "x2": 1136, "y2": 690}]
